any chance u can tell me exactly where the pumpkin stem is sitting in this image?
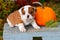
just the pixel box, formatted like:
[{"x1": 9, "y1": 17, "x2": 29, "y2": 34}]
[{"x1": 32, "y1": 2, "x2": 44, "y2": 8}]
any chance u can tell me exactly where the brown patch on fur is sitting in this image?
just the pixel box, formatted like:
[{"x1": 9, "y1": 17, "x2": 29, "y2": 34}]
[
  {"x1": 28, "y1": 7, "x2": 36, "y2": 16},
  {"x1": 7, "y1": 10, "x2": 23, "y2": 26},
  {"x1": 21, "y1": 8, "x2": 25, "y2": 15}
]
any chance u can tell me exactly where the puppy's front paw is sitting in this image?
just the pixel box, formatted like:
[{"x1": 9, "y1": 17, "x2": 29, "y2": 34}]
[
  {"x1": 31, "y1": 20, "x2": 40, "y2": 30},
  {"x1": 18, "y1": 23, "x2": 26, "y2": 32},
  {"x1": 20, "y1": 28, "x2": 26, "y2": 32},
  {"x1": 34, "y1": 26, "x2": 40, "y2": 29}
]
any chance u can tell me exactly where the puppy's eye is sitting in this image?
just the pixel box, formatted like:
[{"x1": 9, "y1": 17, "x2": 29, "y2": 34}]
[{"x1": 30, "y1": 12, "x2": 33, "y2": 14}]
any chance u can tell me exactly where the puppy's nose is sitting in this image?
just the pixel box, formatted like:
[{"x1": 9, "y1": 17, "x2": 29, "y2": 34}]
[{"x1": 27, "y1": 15, "x2": 29, "y2": 18}]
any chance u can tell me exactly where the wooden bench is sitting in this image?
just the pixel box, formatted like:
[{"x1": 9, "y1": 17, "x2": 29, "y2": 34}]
[{"x1": 3, "y1": 23, "x2": 60, "y2": 40}]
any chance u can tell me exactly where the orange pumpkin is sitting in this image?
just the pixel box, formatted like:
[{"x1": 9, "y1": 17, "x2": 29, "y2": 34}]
[{"x1": 35, "y1": 7, "x2": 56, "y2": 26}]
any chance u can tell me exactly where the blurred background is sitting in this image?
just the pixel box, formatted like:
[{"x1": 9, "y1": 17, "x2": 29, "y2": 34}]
[{"x1": 0, "y1": 0, "x2": 60, "y2": 40}]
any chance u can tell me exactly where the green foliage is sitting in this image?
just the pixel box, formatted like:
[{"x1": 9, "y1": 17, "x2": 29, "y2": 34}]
[
  {"x1": 46, "y1": 20, "x2": 58, "y2": 28},
  {"x1": 0, "y1": 0, "x2": 19, "y2": 35},
  {"x1": 0, "y1": 0, "x2": 19, "y2": 19},
  {"x1": 52, "y1": 4, "x2": 60, "y2": 22},
  {"x1": 40, "y1": 0, "x2": 45, "y2": 5},
  {"x1": 0, "y1": 31, "x2": 3, "y2": 36}
]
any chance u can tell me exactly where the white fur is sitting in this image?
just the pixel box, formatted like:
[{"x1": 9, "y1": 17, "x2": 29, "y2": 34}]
[
  {"x1": 19, "y1": 5, "x2": 33, "y2": 25},
  {"x1": 7, "y1": 19, "x2": 13, "y2": 27},
  {"x1": 31, "y1": 20, "x2": 40, "y2": 29},
  {"x1": 17, "y1": 23, "x2": 26, "y2": 32},
  {"x1": 7, "y1": 5, "x2": 40, "y2": 32}
]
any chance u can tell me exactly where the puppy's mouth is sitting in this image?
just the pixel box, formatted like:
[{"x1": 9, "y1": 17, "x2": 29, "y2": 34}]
[{"x1": 26, "y1": 19, "x2": 33, "y2": 22}]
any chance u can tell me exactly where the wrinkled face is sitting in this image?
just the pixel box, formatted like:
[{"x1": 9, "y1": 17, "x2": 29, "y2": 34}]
[
  {"x1": 20, "y1": 5, "x2": 36, "y2": 25},
  {"x1": 21, "y1": 6, "x2": 36, "y2": 20}
]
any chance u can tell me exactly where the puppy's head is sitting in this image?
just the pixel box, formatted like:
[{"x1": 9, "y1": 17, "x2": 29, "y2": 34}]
[{"x1": 21, "y1": 5, "x2": 36, "y2": 21}]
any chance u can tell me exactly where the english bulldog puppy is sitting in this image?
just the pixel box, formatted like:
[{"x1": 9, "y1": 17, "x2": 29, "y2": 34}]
[{"x1": 7, "y1": 5, "x2": 40, "y2": 32}]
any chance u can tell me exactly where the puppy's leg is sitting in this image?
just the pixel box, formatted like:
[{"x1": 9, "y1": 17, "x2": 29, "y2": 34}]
[
  {"x1": 17, "y1": 23, "x2": 26, "y2": 32},
  {"x1": 31, "y1": 20, "x2": 40, "y2": 29},
  {"x1": 7, "y1": 19, "x2": 14, "y2": 27}
]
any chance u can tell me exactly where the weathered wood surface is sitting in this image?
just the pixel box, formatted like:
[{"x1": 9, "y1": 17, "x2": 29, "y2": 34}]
[{"x1": 3, "y1": 23, "x2": 60, "y2": 40}]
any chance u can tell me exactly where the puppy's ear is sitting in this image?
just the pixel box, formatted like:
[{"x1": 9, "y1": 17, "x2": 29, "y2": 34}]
[
  {"x1": 21, "y1": 8, "x2": 25, "y2": 15},
  {"x1": 32, "y1": 7, "x2": 37, "y2": 12}
]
